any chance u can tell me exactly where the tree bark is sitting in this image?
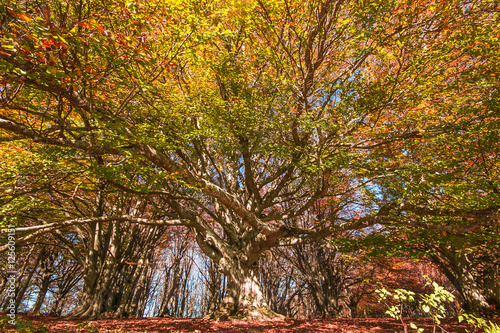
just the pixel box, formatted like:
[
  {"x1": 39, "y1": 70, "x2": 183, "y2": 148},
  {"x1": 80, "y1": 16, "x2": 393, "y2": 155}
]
[
  {"x1": 204, "y1": 253, "x2": 284, "y2": 320},
  {"x1": 213, "y1": 260, "x2": 265, "y2": 319},
  {"x1": 456, "y1": 252, "x2": 492, "y2": 314},
  {"x1": 430, "y1": 247, "x2": 493, "y2": 315},
  {"x1": 204, "y1": 258, "x2": 226, "y2": 315},
  {"x1": 13, "y1": 247, "x2": 42, "y2": 310},
  {"x1": 483, "y1": 261, "x2": 500, "y2": 310},
  {"x1": 32, "y1": 272, "x2": 51, "y2": 314}
]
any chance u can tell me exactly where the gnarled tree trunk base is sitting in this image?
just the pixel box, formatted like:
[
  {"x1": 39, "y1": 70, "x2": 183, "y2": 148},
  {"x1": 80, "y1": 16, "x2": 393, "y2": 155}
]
[
  {"x1": 204, "y1": 305, "x2": 285, "y2": 321},
  {"x1": 65, "y1": 303, "x2": 115, "y2": 320}
]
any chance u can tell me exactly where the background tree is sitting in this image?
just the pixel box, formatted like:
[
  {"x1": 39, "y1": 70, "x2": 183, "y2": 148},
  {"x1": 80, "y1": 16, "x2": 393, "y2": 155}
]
[
  {"x1": 260, "y1": 249, "x2": 305, "y2": 318},
  {"x1": 154, "y1": 228, "x2": 199, "y2": 318},
  {"x1": 354, "y1": 0, "x2": 500, "y2": 315}
]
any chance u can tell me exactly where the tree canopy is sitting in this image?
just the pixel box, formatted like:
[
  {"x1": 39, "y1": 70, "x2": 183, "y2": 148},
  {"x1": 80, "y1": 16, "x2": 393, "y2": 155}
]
[{"x1": 1, "y1": 0, "x2": 499, "y2": 319}]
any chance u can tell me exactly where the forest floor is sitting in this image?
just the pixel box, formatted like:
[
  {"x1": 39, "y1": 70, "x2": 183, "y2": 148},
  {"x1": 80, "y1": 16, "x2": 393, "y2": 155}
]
[{"x1": 3, "y1": 314, "x2": 499, "y2": 333}]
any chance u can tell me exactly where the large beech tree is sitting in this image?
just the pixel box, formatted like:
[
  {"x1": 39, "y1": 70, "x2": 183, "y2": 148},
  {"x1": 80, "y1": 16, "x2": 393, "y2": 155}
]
[{"x1": 1, "y1": 0, "x2": 497, "y2": 318}]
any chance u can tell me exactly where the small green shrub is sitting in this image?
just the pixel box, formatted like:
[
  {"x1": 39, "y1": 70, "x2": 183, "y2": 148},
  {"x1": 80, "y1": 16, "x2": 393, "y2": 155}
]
[
  {"x1": 419, "y1": 278, "x2": 455, "y2": 331},
  {"x1": 376, "y1": 287, "x2": 422, "y2": 333},
  {"x1": 15, "y1": 317, "x2": 34, "y2": 333},
  {"x1": 458, "y1": 313, "x2": 500, "y2": 333},
  {"x1": 0, "y1": 316, "x2": 51, "y2": 333},
  {"x1": 0, "y1": 316, "x2": 8, "y2": 331},
  {"x1": 377, "y1": 278, "x2": 499, "y2": 333}
]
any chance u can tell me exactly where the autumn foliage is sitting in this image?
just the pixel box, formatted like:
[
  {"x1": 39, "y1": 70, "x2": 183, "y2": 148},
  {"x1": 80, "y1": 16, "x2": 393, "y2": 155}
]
[{"x1": 0, "y1": 0, "x2": 499, "y2": 324}]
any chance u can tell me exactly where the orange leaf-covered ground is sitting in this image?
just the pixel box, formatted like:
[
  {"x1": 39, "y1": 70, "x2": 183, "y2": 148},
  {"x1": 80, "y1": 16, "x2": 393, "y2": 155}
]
[{"x1": 5, "y1": 315, "x2": 498, "y2": 332}]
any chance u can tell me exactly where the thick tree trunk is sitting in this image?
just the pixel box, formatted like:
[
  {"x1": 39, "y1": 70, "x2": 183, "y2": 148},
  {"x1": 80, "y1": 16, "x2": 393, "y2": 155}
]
[
  {"x1": 223, "y1": 265, "x2": 263, "y2": 314},
  {"x1": 430, "y1": 248, "x2": 492, "y2": 315},
  {"x1": 68, "y1": 222, "x2": 122, "y2": 319},
  {"x1": 455, "y1": 252, "x2": 494, "y2": 314},
  {"x1": 312, "y1": 290, "x2": 342, "y2": 318},
  {"x1": 483, "y1": 261, "x2": 500, "y2": 311},
  {"x1": 291, "y1": 242, "x2": 348, "y2": 318},
  {"x1": 191, "y1": 214, "x2": 286, "y2": 320},
  {"x1": 67, "y1": 260, "x2": 111, "y2": 319},
  {"x1": 207, "y1": 257, "x2": 283, "y2": 320},
  {"x1": 345, "y1": 294, "x2": 360, "y2": 318}
]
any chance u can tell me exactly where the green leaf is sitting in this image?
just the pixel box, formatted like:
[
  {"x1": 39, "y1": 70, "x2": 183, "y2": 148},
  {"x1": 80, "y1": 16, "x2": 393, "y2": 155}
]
[{"x1": 46, "y1": 65, "x2": 57, "y2": 75}]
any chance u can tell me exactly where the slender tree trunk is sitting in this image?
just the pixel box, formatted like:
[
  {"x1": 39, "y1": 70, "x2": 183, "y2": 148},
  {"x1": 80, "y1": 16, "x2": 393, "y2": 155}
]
[
  {"x1": 158, "y1": 259, "x2": 183, "y2": 317},
  {"x1": 50, "y1": 293, "x2": 64, "y2": 316},
  {"x1": 205, "y1": 259, "x2": 225, "y2": 315},
  {"x1": 116, "y1": 256, "x2": 149, "y2": 318},
  {"x1": 14, "y1": 247, "x2": 42, "y2": 309},
  {"x1": 136, "y1": 268, "x2": 154, "y2": 317},
  {"x1": 32, "y1": 273, "x2": 51, "y2": 314}
]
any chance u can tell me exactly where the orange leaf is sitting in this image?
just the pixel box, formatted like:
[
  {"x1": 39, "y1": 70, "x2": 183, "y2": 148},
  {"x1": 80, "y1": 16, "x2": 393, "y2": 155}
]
[
  {"x1": 78, "y1": 22, "x2": 91, "y2": 29},
  {"x1": 17, "y1": 13, "x2": 33, "y2": 22}
]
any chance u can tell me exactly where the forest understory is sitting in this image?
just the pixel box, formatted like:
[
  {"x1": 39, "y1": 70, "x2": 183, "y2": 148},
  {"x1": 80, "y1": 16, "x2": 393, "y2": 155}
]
[{"x1": 4, "y1": 314, "x2": 499, "y2": 333}]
